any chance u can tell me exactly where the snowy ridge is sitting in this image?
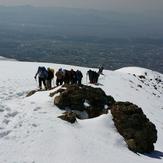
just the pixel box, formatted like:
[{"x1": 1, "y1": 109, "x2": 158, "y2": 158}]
[
  {"x1": 0, "y1": 60, "x2": 163, "y2": 163},
  {"x1": 0, "y1": 56, "x2": 16, "y2": 61}
]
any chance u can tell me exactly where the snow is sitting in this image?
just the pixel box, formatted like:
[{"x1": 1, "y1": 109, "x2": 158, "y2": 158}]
[
  {"x1": 0, "y1": 58, "x2": 163, "y2": 163},
  {"x1": 0, "y1": 56, "x2": 16, "y2": 61}
]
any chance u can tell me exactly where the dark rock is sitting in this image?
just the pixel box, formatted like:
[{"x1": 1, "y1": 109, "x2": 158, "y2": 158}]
[
  {"x1": 26, "y1": 90, "x2": 37, "y2": 97},
  {"x1": 137, "y1": 84, "x2": 142, "y2": 88},
  {"x1": 58, "y1": 111, "x2": 77, "y2": 123},
  {"x1": 111, "y1": 102, "x2": 157, "y2": 153},
  {"x1": 86, "y1": 106, "x2": 106, "y2": 118},
  {"x1": 106, "y1": 95, "x2": 115, "y2": 108},
  {"x1": 155, "y1": 78, "x2": 162, "y2": 83},
  {"x1": 52, "y1": 84, "x2": 114, "y2": 119},
  {"x1": 139, "y1": 75, "x2": 146, "y2": 79},
  {"x1": 153, "y1": 93, "x2": 156, "y2": 96},
  {"x1": 153, "y1": 85, "x2": 157, "y2": 90}
]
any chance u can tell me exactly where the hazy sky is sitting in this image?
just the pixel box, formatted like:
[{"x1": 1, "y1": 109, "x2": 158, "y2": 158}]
[{"x1": 0, "y1": 0, "x2": 163, "y2": 12}]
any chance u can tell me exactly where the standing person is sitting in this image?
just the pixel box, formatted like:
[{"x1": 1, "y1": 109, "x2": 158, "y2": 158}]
[
  {"x1": 87, "y1": 70, "x2": 99, "y2": 84},
  {"x1": 98, "y1": 65, "x2": 104, "y2": 75},
  {"x1": 47, "y1": 68, "x2": 54, "y2": 89},
  {"x1": 55, "y1": 68, "x2": 64, "y2": 86},
  {"x1": 34, "y1": 66, "x2": 48, "y2": 90},
  {"x1": 94, "y1": 71, "x2": 99, "y2": 84},
  {"x1": 63, "y1": 69, "x2": 70, "y2": 84},
  {"x1": 87, "y1": 70, "x2": 94, "y2": 83},
  {"x1": 70, "y1": 69, "x2": 77, "y2": 84},
  {"x1": 76, "y1": 70, "x2": 83, "y2": 85}
]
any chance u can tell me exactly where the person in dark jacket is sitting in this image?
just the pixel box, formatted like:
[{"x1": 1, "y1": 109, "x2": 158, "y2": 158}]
[
  {"x1": 55, "y1": 68, "x2": 64, "y2": 86},
  {"x1": 76, "y1": 70, "x2": 83, "y2": 85},
  {"x1": 70, "y1": 69, "x2": 77, "y2": 84},
  {"x1": 94, "y1": 71, "x2": 99, "y2": 83},
  {"x1": 87, "y1": 70, "x2": 94, "y2": 83},
  {"x1": 63, "y1": 69, "x2": 70, "y2": 84},
  {"x1": 34, "y1": 66, "x2": 48, "y2": 89},
  {"x1": 87, "y1": 70, "x2": 99, "y2": 84},
  {"x1": 47, "y1": 68, "x2": 54, "y2": 89}
]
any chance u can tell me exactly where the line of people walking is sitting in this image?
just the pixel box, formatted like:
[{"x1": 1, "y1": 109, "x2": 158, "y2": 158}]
[
  {"x1": 55, "y1": 69, "x2": 83, "y2": 86},
  {"x1": 34, "y1": 65, "x2": 104, "y2": 90}
]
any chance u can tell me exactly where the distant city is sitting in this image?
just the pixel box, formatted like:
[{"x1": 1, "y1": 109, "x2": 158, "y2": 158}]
[{"x1": 0, "y1": 6, "x2": 162, "y2": 73}]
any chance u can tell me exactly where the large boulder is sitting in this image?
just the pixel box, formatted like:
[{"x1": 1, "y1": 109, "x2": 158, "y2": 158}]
[
  {"x1": 54, "y1": 85, "x2": 85, "y2": 111},
  {"x1": 111, "y1": 102, "x2": 157, "y2": 153},
  {"x1": 52, "y1": 84, "x2": 115, "y2": 119}
]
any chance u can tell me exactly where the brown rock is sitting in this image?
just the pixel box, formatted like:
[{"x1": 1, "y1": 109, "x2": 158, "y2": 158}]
[
  {"x1": 58, "y1": 112, "x2": 77, "y2": 123},
  {"x1": 111, "y1": 102, "x2": 157, "y2": 153}
]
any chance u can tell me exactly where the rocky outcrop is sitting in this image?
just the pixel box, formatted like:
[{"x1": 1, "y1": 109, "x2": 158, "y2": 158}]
[
  {"x1": 51, "y1": 85, "x2": 157, "y2": 153},
  {"x1": 111, "y1": 102, "x2": 157, "y2": 153},
  {"x1": 51, "y1": 84, "x2": 115, "y2": 119}
]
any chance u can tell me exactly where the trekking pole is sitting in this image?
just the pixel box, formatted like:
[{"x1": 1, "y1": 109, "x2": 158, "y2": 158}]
[
  {"x1": 34, "y1": 76, "x2": 37, "y2": 82},
  {"x1": 86, "y1": 74, "x2": 88, "y2": 85}
]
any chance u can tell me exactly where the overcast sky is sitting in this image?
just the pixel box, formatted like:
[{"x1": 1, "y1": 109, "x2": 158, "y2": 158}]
[{"x1": 0, "y1": 0, "x2": 163, "y2": 12}]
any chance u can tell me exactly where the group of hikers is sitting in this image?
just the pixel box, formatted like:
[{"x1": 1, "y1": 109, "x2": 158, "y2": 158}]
[
  {"x1": 34, "y1": 65, "x2": 104, "y2": 90},
  {"x1": 55, "y1": 69, "x2": 83, "y2": 86}
]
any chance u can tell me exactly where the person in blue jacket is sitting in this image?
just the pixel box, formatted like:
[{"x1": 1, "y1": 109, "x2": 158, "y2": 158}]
[{"x1": 34, "y1": 66, "x2": 48, "y2": 89}]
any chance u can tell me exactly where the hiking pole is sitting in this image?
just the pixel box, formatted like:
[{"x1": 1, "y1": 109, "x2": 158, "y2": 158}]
[{"x1": 34, "y1": 76, "x2": 37, "y2": 82}]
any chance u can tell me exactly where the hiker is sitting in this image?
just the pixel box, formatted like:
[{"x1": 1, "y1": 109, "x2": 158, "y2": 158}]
[
  {"x1": 93, "y1": 71, "x2": 99, "y2": 83},
  {"x1": 55, "y1": 68, "x2": 64, "y2": 86},
  {"x1": 70, "y1": 69, "x2": 77, "y2": 84},
  {"x1": 34, "y1": 66, "x2": 48, "y2": 89},
  {"x1": 47, "y1": 67, "x2": 54, "y2": 89},
  {"x1": 63, "y1": 69, "x2": 70, "y2": 84},
  {"x1": 76, "y1": 70, "x2": 83, "y2": 85},
  {"x1": 98, "y1": 65, "x2": 104, "y2": 75},
  {"x1": 87, "y1": 70, "x2": 99, "y2": 84},
  {"x1": 87, "y1": 70, "x2": 94, "y2": 83}
]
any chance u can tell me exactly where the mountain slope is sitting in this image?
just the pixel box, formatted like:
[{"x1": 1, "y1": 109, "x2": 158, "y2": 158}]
[{"x1": 0, "y1": 59, "x2": 163, "y2": 163}]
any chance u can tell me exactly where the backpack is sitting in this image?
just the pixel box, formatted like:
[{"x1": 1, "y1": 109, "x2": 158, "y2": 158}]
[
  {"x1": 38, "y1": 66, "x2": 48, "y2": 78},
  {"x1": 48, "y1": 68, "x2": 54, "y2": 79},
  {"x1": 50, "y1": 68, "x2": 54, "y2": 74}
]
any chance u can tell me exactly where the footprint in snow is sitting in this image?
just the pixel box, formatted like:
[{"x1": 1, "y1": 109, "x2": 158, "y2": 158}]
[
  {"x1": 32, "y1": 124, "x2": 38, "y2": 127},
  {"x1": 3, "y1": 119, "x2": 10, "y2": 125},
  {"x1": 0, "y1": 130, "x2": 11, "y2": 138},
  {"x1": 0, "y1": 109, "x2": 4, "y2": 112},
  {"x1": 38, "y1": 112, "x2": 47, "y2": 114},
  {"x1": 33, "y1": 107, "x2": 41, "y2": 111},
  {"x1": 5, "y1": 111, "x2": 18, "y2": 118}
]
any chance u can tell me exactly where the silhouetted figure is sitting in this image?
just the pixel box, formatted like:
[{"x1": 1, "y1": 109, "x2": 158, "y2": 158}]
[
  {"x1": 76, "y1": 70, "x2": 83, "y2": 85},
  {"x1": 34, "y1": 66, "x2": 48, "y2": 89},
  {"x1": 87, "y1": 70, "x2": 99, "y2": 84},
  {"x1": 98, "y1": 65, "x2": 104, "y2": 75},
  {"x1": 63, "y1": 69, "x2": 70, "y2": 84},
  {"x1": 55, "y1": 68, "x2": 64, "y2": 86},
  {"x1": 47, "y1": 68, "x2": 54, "y2": 89},
  {"x1": 70, "y1": 69, "x2": 77, "y2": 84}
]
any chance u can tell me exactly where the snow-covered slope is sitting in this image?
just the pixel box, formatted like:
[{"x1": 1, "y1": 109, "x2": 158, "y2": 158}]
[
  {"x1": 0, "y1": 56, "x2": 16, "y2": 61},
  {"x1": 0, "y1": 59, "x2": 163, "y2": 163}
]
